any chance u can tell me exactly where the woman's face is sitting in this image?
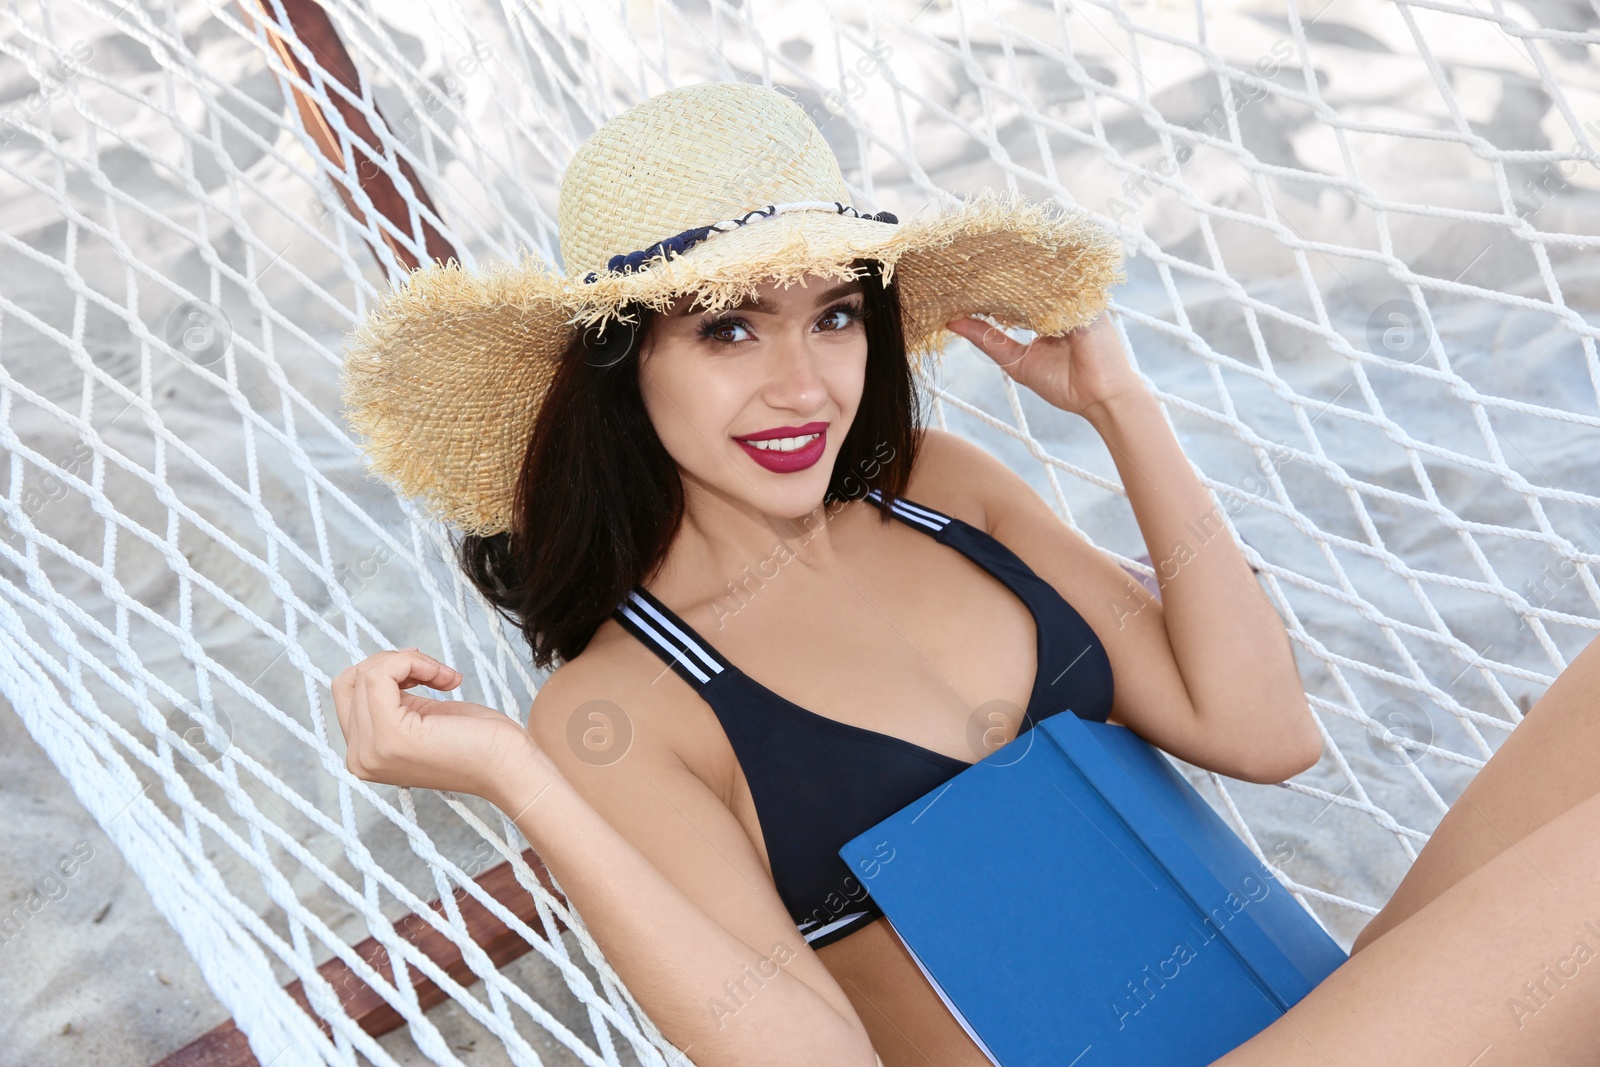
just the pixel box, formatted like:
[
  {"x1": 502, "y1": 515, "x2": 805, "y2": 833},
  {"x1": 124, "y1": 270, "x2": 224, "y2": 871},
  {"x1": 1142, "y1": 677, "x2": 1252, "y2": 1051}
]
[{"x1": 637, "y1": 272, "x2": 869, "y2": 520}]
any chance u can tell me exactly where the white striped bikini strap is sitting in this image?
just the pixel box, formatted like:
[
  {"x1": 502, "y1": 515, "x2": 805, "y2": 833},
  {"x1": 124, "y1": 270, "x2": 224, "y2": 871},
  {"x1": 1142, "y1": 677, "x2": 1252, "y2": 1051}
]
[
  {"x1": 865, "y1": 488, "x2": 954, "y2": 534},
  {"x1": 612, "y1": 585, "x2": 730, "y2": 688}
]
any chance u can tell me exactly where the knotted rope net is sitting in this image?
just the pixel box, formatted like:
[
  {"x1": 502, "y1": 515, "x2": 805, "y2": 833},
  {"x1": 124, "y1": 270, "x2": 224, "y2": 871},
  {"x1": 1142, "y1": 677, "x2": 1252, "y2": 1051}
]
[{"x1": 2, "y1": 0, "x2": 1597, "y2": 1062}]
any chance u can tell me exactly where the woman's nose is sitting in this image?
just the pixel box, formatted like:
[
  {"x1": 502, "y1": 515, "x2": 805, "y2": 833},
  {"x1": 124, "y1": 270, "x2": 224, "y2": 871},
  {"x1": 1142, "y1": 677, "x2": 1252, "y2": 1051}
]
[{"x1": 765, "y1": 329, "x2": 829, "y2": 403}]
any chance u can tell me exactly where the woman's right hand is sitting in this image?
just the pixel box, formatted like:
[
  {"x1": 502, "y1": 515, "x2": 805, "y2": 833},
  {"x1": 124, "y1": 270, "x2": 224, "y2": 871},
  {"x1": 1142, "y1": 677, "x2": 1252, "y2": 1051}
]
[{"x1": 331, "y1": 647, "x2": 544, "y2": 808}]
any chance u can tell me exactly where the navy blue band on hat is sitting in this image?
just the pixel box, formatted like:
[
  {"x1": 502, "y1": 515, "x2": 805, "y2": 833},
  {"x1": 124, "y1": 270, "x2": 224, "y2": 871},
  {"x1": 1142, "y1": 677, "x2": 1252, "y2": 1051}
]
[{"x1": 579, "y1": 201, "x2": 899, "y2": 284}]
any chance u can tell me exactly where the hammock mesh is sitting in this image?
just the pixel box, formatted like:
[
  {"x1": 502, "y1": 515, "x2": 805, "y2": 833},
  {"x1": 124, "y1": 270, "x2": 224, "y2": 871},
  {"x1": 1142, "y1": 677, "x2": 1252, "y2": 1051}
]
[{"x1": 1, "y1": 0, "x2": 1597, "y2": 1062}]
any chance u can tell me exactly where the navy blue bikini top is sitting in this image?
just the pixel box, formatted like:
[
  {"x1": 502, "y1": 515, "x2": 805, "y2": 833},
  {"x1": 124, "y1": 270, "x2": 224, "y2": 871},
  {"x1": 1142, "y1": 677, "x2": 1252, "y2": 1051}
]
[{"x1": 610, "y1": 490, "x2": 1115, "y2": 949}]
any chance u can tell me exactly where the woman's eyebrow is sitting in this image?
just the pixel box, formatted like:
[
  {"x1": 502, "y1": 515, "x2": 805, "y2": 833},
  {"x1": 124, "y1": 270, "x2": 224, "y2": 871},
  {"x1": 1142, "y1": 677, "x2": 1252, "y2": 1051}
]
[
  {"x1": 812, "y1": 279, "x2": 864, "y2": 303},
  {"x1": 674, "y1": 281, "x2": 864, "y2": 318}
]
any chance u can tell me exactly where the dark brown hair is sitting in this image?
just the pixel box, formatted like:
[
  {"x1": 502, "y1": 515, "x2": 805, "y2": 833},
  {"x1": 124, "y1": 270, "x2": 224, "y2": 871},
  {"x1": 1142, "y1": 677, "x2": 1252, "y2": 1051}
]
[{"x1": 453, "y1": 258, "x2": 924, "y2": 670}]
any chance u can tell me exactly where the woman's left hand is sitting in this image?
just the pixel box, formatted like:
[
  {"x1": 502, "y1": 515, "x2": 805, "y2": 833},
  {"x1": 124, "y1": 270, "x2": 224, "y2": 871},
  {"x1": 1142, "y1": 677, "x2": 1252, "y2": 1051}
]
[{"x1": 946, "y1": 311, "x2": 1146, "y2": 421}]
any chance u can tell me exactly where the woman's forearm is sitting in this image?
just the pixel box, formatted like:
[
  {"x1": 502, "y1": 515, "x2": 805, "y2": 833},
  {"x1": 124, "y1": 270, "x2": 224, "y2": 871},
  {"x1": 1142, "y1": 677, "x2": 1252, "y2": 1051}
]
[
  {"x1": 489, "y1": 751, "x2": 878, "y2": 1067},
  {"x1": 1084, "y1": 389, "x2": 1321, "y2": 778}
]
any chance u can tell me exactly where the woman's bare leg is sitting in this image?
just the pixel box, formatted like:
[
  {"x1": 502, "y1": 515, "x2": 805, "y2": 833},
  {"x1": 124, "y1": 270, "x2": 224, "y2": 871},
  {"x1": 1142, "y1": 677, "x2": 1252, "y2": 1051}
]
[
  {"x1": 1212, "y1": 789, "x2": 1600, "y2": 1065},
  {"x1": 1351, "y1": 630, "x2": 1600, "y2": 954}
]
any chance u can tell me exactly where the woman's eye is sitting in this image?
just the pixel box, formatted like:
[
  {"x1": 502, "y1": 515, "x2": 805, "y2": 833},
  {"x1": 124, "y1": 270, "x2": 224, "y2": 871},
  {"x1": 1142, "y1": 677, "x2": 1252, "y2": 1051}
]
[
  {"x1": 698, "y1": 317, "x2": 751, "y2": 345},
  {"x1": 818, "y1": 302, "x2": 864, "y2": 332}
]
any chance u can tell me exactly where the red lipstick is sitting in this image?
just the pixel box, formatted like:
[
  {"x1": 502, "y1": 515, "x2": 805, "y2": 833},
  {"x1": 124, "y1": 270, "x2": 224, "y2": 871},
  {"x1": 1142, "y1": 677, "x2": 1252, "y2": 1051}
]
[{"x1": 734, "y1": 421, "x2": 828, "y2": 473}]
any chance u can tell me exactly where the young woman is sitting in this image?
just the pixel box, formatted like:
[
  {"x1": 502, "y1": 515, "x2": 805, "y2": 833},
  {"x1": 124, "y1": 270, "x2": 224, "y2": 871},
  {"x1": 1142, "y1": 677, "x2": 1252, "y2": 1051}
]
[{"x1": 332, "y1": 83, "x2": 1600, "y2": 1067}]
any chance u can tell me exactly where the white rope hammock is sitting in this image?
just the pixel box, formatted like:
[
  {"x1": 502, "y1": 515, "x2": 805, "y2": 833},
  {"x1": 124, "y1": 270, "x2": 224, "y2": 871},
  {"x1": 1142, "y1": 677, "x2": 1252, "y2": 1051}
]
[{"x1": 2, "y1": 0, "x2": 1597, "y2": 1062}]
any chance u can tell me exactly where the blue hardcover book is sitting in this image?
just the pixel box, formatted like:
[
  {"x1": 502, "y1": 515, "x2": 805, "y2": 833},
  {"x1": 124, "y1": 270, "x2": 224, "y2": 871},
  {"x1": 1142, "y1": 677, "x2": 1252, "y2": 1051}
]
[{"x1": 838, "y1": 713, "x2": 1347, "y2": 1067}]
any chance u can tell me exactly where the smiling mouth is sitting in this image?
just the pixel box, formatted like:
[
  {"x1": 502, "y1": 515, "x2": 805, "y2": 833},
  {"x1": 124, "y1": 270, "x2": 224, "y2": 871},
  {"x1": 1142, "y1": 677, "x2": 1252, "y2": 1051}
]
[{"x1": 738, "y1": 432, "x2": 823, "y2": 453}]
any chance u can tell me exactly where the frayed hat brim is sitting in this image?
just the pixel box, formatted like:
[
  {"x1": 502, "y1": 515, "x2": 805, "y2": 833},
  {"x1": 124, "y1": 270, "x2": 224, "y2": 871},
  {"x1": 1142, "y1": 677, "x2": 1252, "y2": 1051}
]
[{"x1": 342, "y1": 187, "x2": 1125, "y2": 536}]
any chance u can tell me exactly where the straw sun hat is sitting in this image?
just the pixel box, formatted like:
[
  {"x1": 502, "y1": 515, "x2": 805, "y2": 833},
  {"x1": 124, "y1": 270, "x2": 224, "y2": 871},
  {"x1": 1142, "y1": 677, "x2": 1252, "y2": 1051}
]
[{"x1": 341, "y1": 81, "x2": 1125, "y2": 537}]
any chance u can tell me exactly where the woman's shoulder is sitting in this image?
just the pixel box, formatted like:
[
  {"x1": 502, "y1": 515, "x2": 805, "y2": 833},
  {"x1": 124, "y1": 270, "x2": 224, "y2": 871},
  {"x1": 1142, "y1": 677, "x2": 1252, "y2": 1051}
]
[
  {"x1": 903, "y1": 426, "x2": 998, "y2": 534},
  {"x1": 530, "y1": 622, "x2": 689, "y2": 736},
  {"x1": 529, "y1": 620, "x2": 737, "y2": 797}
]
